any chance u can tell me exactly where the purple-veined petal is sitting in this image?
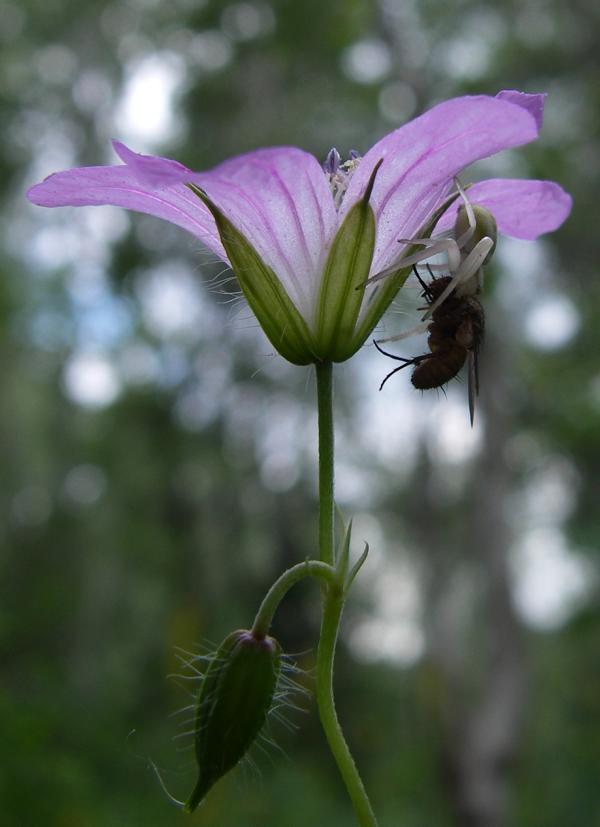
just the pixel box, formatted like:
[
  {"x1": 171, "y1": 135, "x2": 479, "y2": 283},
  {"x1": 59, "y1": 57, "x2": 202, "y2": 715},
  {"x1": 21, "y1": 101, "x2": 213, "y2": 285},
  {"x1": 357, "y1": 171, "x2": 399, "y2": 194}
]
[
  {"x1": 434, "y1": 179, "x2": 572, "y2": 240},
  {"x1": 192, "y1": 147, "x2": 338, "y2": 322},
  {"x1": 27, "y1": 156, "x2": 228, "y2": 262},
  {"x1": 341, "y1": 94, "x2": 541, "y2": 275},
  {"x1": 111, "y1": 143, "x2": 338, "y2": 322},
  {"x1": 496, "y1": 90, "x2": 546, "y2": 131},
  {"x1": 28, "y1": 143, "x2": 339, "y2": 324},
  {"x1": 112, "y1": 141, "x2": 194, "y2": 188}
]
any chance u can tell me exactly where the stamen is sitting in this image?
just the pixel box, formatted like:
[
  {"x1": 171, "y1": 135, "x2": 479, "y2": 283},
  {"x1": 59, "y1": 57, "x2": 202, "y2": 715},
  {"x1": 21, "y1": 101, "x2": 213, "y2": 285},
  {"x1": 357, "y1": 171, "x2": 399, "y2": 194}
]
[
  {"x1": 323, "y1": 150, "x2": 363, "y2": 209},
  {"x1": 323, "y1": 147, "x2": 341, "y2": 174}
]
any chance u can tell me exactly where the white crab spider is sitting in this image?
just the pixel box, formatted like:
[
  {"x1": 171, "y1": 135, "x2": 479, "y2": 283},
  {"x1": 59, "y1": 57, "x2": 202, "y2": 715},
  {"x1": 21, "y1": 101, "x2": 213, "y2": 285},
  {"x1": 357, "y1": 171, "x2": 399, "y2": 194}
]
[{"x1": 369, "y1": 179, "x2": 497, "y2": 344}]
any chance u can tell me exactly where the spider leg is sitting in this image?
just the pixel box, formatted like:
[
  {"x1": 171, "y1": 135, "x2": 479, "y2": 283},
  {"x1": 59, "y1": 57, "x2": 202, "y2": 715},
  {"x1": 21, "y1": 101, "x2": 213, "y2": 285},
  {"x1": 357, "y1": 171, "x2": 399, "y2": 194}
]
[
  {"x1": 396, "y1": 235, "x2": 448, "y2": 247},
  {"x1": 421, "y1": 237, "x2": 494, "y2": 320},
  {"x1": 365, "y1": 179, "x2": 481, "y2": 289},
  {"x1": 397, "y1": 233, "x2": 465, "y2": 274},
  {"x1": 367, "y1": 237, "x2": 460, "y2": 285},
  {"x1": 375, "y1": 321, "x2": 430, "y2": 344},
  {"x1": 453, "y1": 177, "x2": 477, "y2": 249}
]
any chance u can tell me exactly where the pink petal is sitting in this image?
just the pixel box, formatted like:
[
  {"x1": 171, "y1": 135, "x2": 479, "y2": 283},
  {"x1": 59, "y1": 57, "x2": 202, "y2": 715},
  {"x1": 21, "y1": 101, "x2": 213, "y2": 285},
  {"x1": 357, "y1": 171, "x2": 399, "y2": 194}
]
[
  {"x1": 193, "y1": 147, "x2": 338, "y2": 321},
  {"x1": 496, "y1": 90, "x2": 546, "y2": 131},
  {"x1": 27, "y1": 156, "x2": 228, "y2": 262},
  {"x1": 112, "y1": 143, "x2": 338, "y2": 320},
  {"x1": 29, "y1": 143, "x2": 338, "y2": 322},
  {"x1": 341, "y1": 94, "x2": 541, "y2": 274},
  {"x1": 434, "y1": 179, "x2": 572, "y2": 240},
  {"x1": 112, "y1": 140, "x2": 194, "y2": 188}
]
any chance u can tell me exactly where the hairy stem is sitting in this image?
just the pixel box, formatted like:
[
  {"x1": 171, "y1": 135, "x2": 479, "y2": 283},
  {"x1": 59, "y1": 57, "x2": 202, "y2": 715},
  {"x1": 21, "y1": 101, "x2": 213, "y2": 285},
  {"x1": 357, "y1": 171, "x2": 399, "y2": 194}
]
[{"x1": 314, "y1": 361, "x2": 379, "y2": 827}]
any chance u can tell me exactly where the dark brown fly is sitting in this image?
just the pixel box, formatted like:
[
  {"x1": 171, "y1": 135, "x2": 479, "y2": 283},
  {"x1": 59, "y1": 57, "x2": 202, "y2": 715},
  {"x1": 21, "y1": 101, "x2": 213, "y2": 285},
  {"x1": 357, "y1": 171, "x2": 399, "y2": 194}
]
[{"x1": 375, "y1": 267, "x2": 485, "y2": 424}]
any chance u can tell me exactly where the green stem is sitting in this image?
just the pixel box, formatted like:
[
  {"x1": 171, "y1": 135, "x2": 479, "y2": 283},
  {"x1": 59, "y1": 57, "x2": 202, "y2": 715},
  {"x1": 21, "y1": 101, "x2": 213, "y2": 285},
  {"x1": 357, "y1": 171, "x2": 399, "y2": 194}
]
[
  {"x1": 316, "y1": 361, "x2": 335, "y2": 565},
  {"x1": 251, "y1": 560, "x2": 337, "y2": 638},
  {"x1": 314, "y1": 362, "x2": 379, "y2": 827}
]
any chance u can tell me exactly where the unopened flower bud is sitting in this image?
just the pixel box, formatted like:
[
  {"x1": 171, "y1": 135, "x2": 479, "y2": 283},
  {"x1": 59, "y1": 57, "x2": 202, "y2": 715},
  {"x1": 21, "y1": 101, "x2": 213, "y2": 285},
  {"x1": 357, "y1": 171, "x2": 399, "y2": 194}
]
[{"x1": 184, "y1": 629, "x2": 281, "y2": 813}]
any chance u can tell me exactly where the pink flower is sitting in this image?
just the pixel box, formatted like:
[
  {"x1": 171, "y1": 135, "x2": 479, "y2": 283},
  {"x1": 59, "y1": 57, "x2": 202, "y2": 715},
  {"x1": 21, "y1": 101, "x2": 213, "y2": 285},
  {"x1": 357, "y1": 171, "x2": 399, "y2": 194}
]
[{"x1": 27, "y1": 90, "x2": 571, "y2": 365}]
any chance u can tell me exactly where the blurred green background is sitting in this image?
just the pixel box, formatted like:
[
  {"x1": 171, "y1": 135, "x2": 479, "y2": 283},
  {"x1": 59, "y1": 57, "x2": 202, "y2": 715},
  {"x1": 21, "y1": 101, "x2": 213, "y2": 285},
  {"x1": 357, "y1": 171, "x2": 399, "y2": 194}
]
[{"x1": 2, "y1": 0, "x2": 599, "y2": 825}]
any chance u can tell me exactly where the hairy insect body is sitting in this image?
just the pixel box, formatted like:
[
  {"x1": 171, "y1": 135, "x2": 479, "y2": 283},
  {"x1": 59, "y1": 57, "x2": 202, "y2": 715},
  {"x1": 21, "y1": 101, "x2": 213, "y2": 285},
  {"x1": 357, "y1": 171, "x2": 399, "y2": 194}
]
[{"x1": 411, "y1": 276, "x2": 484, "y2": 391}]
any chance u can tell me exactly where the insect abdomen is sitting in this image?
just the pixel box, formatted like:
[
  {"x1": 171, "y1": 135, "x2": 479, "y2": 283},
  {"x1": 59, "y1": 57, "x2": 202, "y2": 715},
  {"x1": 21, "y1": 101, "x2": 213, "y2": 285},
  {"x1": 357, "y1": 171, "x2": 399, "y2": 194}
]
[{"x1": 411, "y1": 343, "x2": 466, "y2": 389}]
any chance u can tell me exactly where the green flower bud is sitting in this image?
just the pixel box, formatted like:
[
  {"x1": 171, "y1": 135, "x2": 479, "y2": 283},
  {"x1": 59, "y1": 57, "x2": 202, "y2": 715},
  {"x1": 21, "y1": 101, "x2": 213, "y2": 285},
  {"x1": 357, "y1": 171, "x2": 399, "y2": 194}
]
[
  {"x1": 454, "y1": 204, "x2": 498, "y2": 264},
  {"x1": 184, "y1": 629, "x2": 281, "y2": 813}
]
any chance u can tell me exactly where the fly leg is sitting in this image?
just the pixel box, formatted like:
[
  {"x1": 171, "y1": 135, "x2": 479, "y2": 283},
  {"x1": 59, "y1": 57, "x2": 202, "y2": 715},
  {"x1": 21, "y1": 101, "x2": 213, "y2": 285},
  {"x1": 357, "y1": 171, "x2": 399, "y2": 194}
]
[{"x1": 373, "y1": 340, "x2": 430, "y2": 390}]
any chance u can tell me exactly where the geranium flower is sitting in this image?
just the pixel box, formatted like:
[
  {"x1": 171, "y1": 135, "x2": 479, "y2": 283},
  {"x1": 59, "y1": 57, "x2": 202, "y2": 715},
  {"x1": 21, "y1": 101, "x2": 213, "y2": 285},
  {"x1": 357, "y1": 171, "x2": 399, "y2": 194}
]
[{"x1": 27, "y1": 90, "x2": 571, "y2": 365}]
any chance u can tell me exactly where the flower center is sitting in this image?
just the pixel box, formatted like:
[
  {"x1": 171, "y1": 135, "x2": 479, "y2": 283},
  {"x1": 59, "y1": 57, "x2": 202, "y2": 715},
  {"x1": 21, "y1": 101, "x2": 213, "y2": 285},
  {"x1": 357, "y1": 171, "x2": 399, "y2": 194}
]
[{"x1": 323, "y1": 147, "x2": 362, "y2": 209}]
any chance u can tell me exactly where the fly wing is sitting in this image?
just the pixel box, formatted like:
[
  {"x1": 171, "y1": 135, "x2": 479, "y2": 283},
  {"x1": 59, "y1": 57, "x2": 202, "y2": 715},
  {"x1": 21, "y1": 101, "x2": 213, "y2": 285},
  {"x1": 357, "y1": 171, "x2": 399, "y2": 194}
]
[
  {"x1": 467, "y1": 297, "x2": 484, "y2": 426},
  {"x1": 467, "y1": 349, "x2": 479, "y2": 427}
]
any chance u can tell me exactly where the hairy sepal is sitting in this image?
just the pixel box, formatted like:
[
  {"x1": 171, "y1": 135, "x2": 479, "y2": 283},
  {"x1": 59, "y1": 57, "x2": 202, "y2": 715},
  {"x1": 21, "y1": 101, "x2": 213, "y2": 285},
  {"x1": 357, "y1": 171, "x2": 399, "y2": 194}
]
[
  {"x1": 185, "y1": 629, "x2": 282, "y2": 813},
  {"x1": 189, "y1": 185, "x2": 316, "y2": 366},
  {"x1": 314, "y1": 163, "x2": 379, "y2": 362}
]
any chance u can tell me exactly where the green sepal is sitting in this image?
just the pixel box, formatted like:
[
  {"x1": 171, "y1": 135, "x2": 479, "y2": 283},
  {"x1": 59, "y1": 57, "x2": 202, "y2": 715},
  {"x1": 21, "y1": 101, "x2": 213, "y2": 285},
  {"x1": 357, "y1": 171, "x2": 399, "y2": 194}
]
[
  {"x1": 188, "y1": 185, "x2": 316, "y2": 366},
  {"x1": 350, "y1": 189, "x2": 464, "y2": 352},
  {"x1": 314, "y1": 161, "x2": 380, "y2": 362},
  {"x1": 185, "y1": 629, "x2": 281, "y2": 813}
]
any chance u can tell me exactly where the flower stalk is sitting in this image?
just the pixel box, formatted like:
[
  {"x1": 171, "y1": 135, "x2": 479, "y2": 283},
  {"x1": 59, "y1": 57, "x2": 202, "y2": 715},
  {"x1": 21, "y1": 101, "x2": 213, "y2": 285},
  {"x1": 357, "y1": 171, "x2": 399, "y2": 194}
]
[
  {"x1": 317, "y1": 590, "x2": 378, "y2": 827},
  {"x1": 316, "y1": 362, "x2": 335, "y2": 565},
  {"x1": 249, "y1": 361, "x2": 377, "y2": 826},
  {"x1": 251, "y1": 559, "x2": 337, "y2": 639},
  {"x1": 314, "y1": 361, "x2": 379, "y2": 827}
]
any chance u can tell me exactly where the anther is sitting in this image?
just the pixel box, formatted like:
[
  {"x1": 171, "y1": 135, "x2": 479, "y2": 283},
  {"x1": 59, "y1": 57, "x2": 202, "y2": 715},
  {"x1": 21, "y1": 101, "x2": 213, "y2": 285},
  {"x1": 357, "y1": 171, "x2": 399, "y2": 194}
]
[{"x1": 324, "y1": 147, "x2": 341, "y2": 174}]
